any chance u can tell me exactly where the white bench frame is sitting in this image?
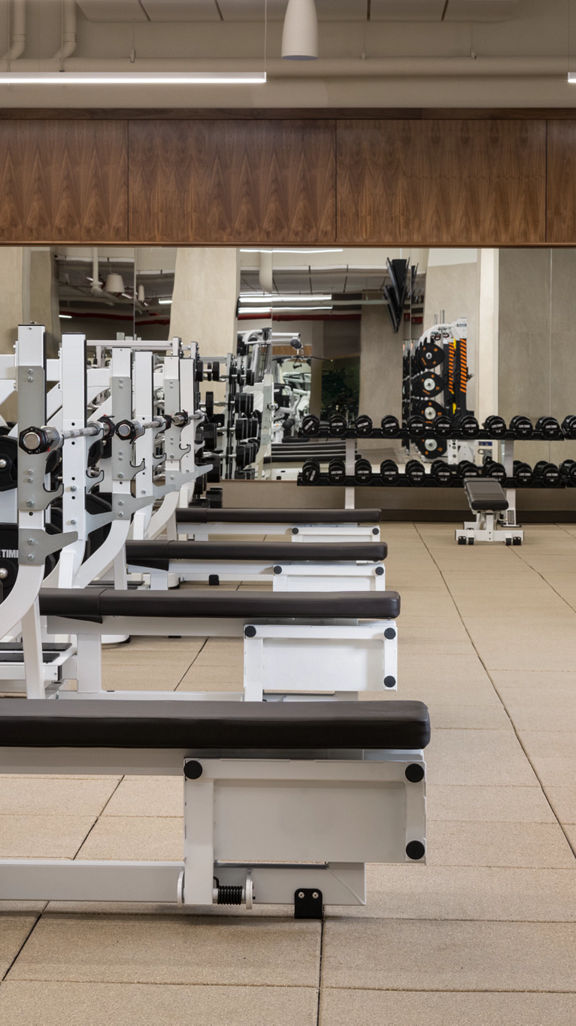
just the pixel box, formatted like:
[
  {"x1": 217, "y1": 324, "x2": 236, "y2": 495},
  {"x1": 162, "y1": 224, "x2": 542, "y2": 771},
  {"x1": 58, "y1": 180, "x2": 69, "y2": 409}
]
[
  {"x1": 129, "y1": 557, "x2": 386, "y2": 592},
  {"x1": 178, "y1": 521, "x2": 382, "y2": 544}
]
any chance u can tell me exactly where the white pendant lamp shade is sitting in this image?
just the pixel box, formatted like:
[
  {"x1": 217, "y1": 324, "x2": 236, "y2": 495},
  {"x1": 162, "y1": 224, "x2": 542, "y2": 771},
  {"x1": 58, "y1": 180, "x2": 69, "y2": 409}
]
[
  {"x1": 137, "y1": 284, "x2": 146, "y2": 303},
  {"x1": 104, "y1": 272, "x2": 125, "y2": 295},
  {"x1": 281, "y1": 0, "x2": 318, "y2": 60}
]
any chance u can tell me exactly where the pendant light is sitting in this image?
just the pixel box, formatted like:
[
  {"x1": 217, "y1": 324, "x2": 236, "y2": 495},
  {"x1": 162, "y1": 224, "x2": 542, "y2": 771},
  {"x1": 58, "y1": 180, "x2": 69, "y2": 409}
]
[{"x1": 281, "y1": 0, "x2": 318, "y2": 60}]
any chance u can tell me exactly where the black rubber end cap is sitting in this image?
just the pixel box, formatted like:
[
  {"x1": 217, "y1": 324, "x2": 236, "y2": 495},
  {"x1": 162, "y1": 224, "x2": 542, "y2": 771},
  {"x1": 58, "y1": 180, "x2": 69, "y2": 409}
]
[
  {"x1": 384, "y1": 675, "x2": 396, "y2": 688},
  {"x1": 273, "y1": 565, "x2": 283, "y2": 575},
  {"x1": 384, "y1": 627, "x2": 396, "y2": 640},
  {"x1": 406, "y1": 840, "x2": 426, "y2": 861},
  {"x1": 405, "y1": 764, "x2": 425, "y2": 783},
  {"x1": 245, "y1": 625, "x2": 257, "y2": 638},
  {"x1": 292, "y1": 527, "x2": 299, "y2": 535},
  {"x1": 372, "y1": 527, "x2": 379, "y2": 535},
  {"x1": 375, "y1": 566, "x2": 384, "y2": 576},
  {"x1": 184, "y1": 760, "x2": 203, "y2": 780},
  {"x1": 208, "y1": 574, "x2": 220, "y2": 586}
]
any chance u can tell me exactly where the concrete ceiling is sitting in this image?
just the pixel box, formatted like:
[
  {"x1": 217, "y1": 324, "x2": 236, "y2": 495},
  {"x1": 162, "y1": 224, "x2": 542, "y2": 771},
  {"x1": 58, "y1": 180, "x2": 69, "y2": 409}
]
[{"x1": 75, "y1": 0, "x2": 521, "y2": 23}]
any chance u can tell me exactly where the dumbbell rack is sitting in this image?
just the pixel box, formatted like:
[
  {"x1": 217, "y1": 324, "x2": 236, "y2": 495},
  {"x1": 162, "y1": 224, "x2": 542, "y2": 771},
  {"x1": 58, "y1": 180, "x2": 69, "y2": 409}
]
[{"x1": 297, "y1": 425, "x2": 576, "y2": 521}]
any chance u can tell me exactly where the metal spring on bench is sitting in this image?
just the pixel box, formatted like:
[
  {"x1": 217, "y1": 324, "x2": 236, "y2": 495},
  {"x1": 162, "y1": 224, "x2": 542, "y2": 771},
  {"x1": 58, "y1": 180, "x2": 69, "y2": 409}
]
[{"x1": 216, "y1": 885, "x2": 244, "y2": 905}]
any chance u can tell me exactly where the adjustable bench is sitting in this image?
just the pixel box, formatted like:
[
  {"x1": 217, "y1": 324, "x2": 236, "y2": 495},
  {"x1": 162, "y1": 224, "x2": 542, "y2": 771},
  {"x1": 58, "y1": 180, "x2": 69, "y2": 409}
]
[
  {"x1": 175, "y1": 507, "x2": 383, "y2": 543},
  {"x1": 0, "y1": 698, "x2": 430, "y2": 916},
  {"x1": 125, "y1": 540, "x2": 388, "y2": 591},
  {"x1": 37, "y1": 588, "x2": 401, "y2": 701},
  {"x1": 456, "y1": 478, "x2": 523, "y2": 546}
]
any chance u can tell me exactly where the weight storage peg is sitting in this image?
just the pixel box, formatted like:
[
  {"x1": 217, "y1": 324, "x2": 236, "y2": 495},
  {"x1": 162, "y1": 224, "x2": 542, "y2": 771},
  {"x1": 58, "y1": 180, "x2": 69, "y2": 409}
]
[
  {"x1": 379, "y1": 459, "x2": 399, "y2": 484},
  {"x1": 483, "y1": 415, "x2": 507, "y2": 438}
]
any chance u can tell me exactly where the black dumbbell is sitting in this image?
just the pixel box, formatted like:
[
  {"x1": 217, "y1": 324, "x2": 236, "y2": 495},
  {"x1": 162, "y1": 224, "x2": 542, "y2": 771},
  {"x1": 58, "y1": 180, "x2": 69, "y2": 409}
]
[
  {"x1": 354, "y1": 414, "x2": 373, "y2": 437},
  {"x1": 560, "y1": 459, "x2": 576, "y2": 484},
  {"x1": 235, "y1": 393, "x2": 254, "y2": 416},
  {"x1": 482, "y1": 460, "x2": 506, "y2": 483},
  {"x1": 533, "y1": 460, "x2": 561, "y2": 486},
  {"x1": 302, "y1": 414, "x2": 320, "y2": 437},
  {"x1": 301, "y1": 459, "x2": 321, "y2": 484},
  {"x1": 483, "y1": 415, "x2": 507, "y2": 438},
  {"x1": 509, "y1": 414, "x2": 533, "y2": 438},
  {"x1": 380, "y1": 414, "x2": 400, "y2": 437},
  {"x1": 407, "y1": 414, "x2": 427, "y2": 437},
  {"x1": 513, "y1": 461, "x2": 533, "y2": 485},
  {"x1": 455, "y1": 412, "x2": 480, "y2": 438},
  {"x1": 456, "y1": 460, "x2": 480, "y2": 479},
  {"x1": 354, "y1": 458, "x2": 373, "y2": 483},
  {"x1": 430, "y1": 460, "x2": 453, "y2": 485},
  {"x1": 434, "y1": 414, "x2": 453, "y2": 436},
  {"x1": 380, "y1": 459, "x2": 399, "y2": 484},
  {"x1": 535, "y1": 416, "x2": 562, "y2": 439},
  {"x1": 328, "y1": 459, "x2": 346, "y2": 483},
  {"x1": 562, "y1": 415, "x2": 576, "y2": 439},
  {"x1": 328, "y1": 413, "x2": 347, "y2": 437},
  {"x1": 405, "y1": 459, "x2": 426, "y2": 484}
]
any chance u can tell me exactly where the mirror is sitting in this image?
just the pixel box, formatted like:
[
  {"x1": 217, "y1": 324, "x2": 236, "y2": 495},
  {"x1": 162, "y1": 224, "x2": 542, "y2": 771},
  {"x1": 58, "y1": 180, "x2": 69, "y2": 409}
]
[{"x1": 0, "y1": 244, "x2": 571, "y2": 481}]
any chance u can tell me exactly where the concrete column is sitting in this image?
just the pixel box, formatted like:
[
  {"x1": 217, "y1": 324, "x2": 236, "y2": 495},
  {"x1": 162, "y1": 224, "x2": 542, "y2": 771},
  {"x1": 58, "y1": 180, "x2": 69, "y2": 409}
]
[
  {"x1": 169, "y1": 247, "x2": 240, "y2": 357},
  {"x1": 0, "y1": 247, "x2": 25, "y2": 355},
  {"x1": 28, "y1": 248, "x2": 61, "y2": 358},
  {"x1": 359, "y1": 305, "x2": 402, "y2": 422},
  {"x1": 476, "y1": 248, "x2": 499, "y2": 423}
]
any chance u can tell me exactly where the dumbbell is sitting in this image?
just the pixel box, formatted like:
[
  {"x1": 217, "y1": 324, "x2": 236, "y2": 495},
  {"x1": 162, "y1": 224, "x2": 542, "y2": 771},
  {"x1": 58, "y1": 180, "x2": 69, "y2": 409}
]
[
  {"x1": 354, "y1": 458, "x2": 373, "y2": 483},
  {"x1": 405, "y1": 459, "x2": 426, "y2": 484},
  {"x1": 380, "y1": 459, "x2": 399, "y2": 484},
  {"x1": 235, "y1": 416, "x2": 259, "y2": 440},
  {"x1": 513, "y1": 461, "x2": 533, "y2": 485},
  {"x1": 533, "y1": 460, "x2": 561, "y2": 486},
  {"x1": 406, "y1": 414, "x2": 427, "y2": 437},
  {"x1": 454, "y1": 412, "x2": 480, "y2": 438},
  {"x1": 509, "y1": 414, "x2": 533, "y2": 438},
  {"x1": 561, "y1": 459, "x2": 576, "y2": 484},
  {"x1": 354, "y1": 414, "x2": 373, "y2": 437},
  {"x1": 456, "y1": 460, "x2": 480, "y2": 479},
  {"x1": 562, "y1": 415, "x2": 576, "y2": 439},
  {"x1": 482, "y1": 460, "x2": 506, "y2": 483},
  {"x1": 435, "y1": 413, "x2": 453, "y2": 436},
  {"x1": 328, "y1": 458, "x2": 346, "y2": 483},
  {"x1": 301, "y1": 459, "x2": 321, "y2": 484},
  {"x1": 328, "y1": 413, "x2": 348, "y2": 437},
  {"x1": 430, "y1": 460, "x2": 453, "y2": 485},
  {"x1": 380, "y1": 414, "x2": 400, "y2": 437},
  {"x1": 535, "y1": 416, "x2": 562, "y2": 439},
  {"x1": 302, "y1": 414, "x2": 320, "y2": 437},
  {"x1": 235, "y1": 393, "x2": 254, "y2": 416},
  {"x1": 483, "y1": 415, "x2": 507, "y2": 438}
]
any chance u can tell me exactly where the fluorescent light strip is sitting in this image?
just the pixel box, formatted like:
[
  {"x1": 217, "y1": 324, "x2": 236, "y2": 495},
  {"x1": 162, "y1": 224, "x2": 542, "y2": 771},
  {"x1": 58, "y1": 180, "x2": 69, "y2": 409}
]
[
  {"x1": 59, "y1": 313, "x2": 73, "y2": 319},
  {"x1": 569, "y1": 73, "x2": 576, "y2": 82},
  {"x1": 158, "y1": 298, "x2": 173, "y2": 305},
  {"x1": 240, "y1": 248, "x2": 344, "y2": 254},
  {"x1": 239, "y1": 294, "x2": 332, "y2": 303},
  {"x1": 240, "y1": 306, "x2": 332, "y2": 314},
  {"x1": 0, "y1": 72, "x2": 267, "y2": 85}
]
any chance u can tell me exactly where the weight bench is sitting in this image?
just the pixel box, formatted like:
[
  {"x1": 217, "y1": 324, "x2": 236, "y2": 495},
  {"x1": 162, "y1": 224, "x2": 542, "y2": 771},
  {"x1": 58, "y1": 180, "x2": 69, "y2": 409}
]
[
  {"x1": 36, "y1": 588, "x2": 401, "y2": 701},
  {"x1": 0, "y1": 698, "x2": 430, "y2": 916},
  {"x1": 175, "y1": 507, "x2": 383, "y2": 543},
  {"x1": 456, "y1": 478, "x2": 523, "y2": 546},
  {"x1": 125, "y1": 540, "x2": 388, "y2": 591}
]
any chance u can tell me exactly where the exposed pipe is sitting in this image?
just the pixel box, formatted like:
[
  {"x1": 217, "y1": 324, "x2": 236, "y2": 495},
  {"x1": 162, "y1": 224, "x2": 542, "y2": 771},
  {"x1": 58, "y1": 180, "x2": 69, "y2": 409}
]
[
  {"x1": 52, "y1": 0, "x2": 77, "y2": 65},
  {"x1": 2, "y1": 0, "x2": 26, "y2": 64},
  {"x1": 90, "y1": 247, "x2": 103, "y2": 297}
]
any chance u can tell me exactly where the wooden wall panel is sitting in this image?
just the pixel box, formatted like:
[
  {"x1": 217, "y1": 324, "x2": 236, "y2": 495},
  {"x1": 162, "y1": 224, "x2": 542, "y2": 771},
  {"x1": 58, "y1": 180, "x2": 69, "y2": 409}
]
[
  {"x1": 128, "y1": 119, "x2": 336, "y2": 244},
  {"x1": 336, "y1": 120, "x2": 546, "y2": 245},
  {"x1": 546, "y1": 121, "x2": 576, "y2": 243},
  {"x1": 0, "y1": 121, "x2": 128, "y2": 243}
]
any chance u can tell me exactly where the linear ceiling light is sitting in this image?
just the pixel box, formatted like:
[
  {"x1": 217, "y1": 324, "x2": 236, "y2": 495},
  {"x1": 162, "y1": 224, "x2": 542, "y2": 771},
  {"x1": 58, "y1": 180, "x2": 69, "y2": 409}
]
[
  {"x1": 239, "y1": 294, "x2": 332, "y2": 303},
  {"x1": 0, "y1": 72, "x2": 267, "y2": 85},
  {"x1": 240, "y1": 248, "x2": 343, "y2": 254},
  {"x1": 568, "y1": 73, "x2": 576, "y2": 82},
  {"x1": 158, "y1": 298, "x2": 173, "y2": 305},
  {"x1": 281, "y1": 0, "x2": 318, "y2": 60}
]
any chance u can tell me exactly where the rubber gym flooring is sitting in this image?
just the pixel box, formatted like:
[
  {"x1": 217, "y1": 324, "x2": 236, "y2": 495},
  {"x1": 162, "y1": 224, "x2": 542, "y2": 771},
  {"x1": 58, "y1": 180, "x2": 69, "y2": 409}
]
[{"x1": 1, "y1": 522, "x2": 576, "y2": 1025}]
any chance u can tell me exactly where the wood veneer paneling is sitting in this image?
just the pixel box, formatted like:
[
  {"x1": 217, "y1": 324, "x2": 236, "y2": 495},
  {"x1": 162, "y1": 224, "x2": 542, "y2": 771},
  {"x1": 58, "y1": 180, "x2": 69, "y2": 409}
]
[
  {"x1": 336, "y1": 119, "x2": 546, "y2": 245},
  {"x1": 0, "y1": 121, "x2": 128, "y2": 243},
  {"x1": 546, "y1": 121, "x2": 576, "y2": 243},
  {"x1": 128, "y1": 119, "x2": 336, "y2": 244}
]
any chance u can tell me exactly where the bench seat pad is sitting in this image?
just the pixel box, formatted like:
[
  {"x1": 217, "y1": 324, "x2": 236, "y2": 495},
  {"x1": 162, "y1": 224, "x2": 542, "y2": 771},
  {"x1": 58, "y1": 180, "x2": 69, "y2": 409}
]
[
  {"x1": 0, "y1": 699, "x2": 430, "y2": 750},
  {"x1": 176, "y1": 507, "x2": 382, "y2": 525},
  {"x1": 464, "y1": 478, "x2": 509, "y2": 512},
  {"x1": 125, "y1": 540, "x2": 387, "y2": 569},
  {"x1": 38, "y1": 587, "x2": 401, "y2": 620}
]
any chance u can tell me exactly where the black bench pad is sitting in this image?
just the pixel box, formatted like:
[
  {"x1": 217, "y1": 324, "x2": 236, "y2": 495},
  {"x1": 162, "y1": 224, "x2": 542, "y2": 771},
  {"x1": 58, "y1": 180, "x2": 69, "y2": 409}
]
[
  {"x1": 125, "y1": 540, "x2": 387, "y2": 570},
  {"x1": 176, "y1": 507, "x2": 382, "y2": 525},
  {"x1": 39, "y1": 588, "x2": 401, "y2": 620},
  {"x1": 0, "y1": 699, "x2": 429, "y2": 750},
  {"x1": 464, "y1": 479, "x2": 509, "y2": 512}
]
